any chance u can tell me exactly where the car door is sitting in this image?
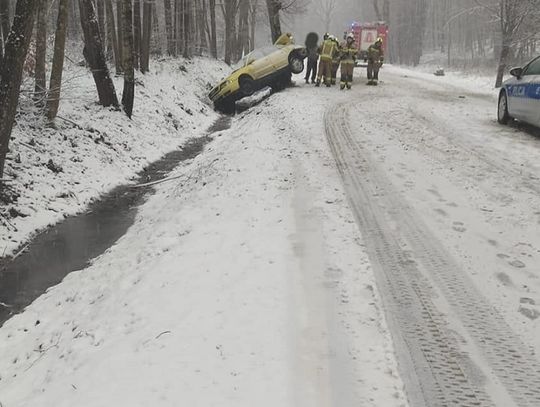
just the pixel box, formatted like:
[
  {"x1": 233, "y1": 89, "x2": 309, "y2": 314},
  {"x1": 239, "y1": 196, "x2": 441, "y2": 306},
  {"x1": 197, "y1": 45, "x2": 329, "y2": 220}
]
[
  {"x1": 521, "y1": 57, "x2": 540, "y2": 127},
  {"x1": 506, "y1": 73, "x2": 528, "y2": 120}
]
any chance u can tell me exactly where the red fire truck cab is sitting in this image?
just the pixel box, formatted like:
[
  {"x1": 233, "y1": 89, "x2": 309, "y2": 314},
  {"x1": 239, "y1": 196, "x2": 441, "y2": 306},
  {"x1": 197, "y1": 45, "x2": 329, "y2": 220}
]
[{"x1": 348, "y1": 22, "x2": 389, "y2": 65}]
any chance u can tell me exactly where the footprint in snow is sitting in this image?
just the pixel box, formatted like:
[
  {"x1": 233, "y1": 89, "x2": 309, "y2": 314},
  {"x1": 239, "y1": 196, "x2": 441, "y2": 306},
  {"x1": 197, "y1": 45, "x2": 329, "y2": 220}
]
[{"x1": 452, "y1": 221, "x2": 467, "y2": 233}]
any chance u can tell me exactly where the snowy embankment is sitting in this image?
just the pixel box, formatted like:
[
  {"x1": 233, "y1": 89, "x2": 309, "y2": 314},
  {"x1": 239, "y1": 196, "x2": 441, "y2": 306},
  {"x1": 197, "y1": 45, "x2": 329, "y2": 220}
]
[
  {"x1": 0, "y1": 85, "x2": 409, "y2": 406},
  {"x1": 1, "y1": 58, "x2": 228, "y2": 257}
]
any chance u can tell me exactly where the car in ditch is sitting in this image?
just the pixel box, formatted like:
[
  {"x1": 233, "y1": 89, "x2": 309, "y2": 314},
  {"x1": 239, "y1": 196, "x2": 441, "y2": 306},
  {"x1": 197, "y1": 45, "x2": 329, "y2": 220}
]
[
  {"x1": 498, "y1": 55, "x2": 540, "y2": 128},
  {"x1": 209, "y1": 33, "x2": 307, "y2": 113}
]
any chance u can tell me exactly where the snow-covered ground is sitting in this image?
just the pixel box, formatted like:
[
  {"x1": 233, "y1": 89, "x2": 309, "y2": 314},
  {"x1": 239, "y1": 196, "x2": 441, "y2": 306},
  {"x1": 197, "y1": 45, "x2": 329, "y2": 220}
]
[
  {"x1": 0, "y1": 72, "x2": 408, "y2": 406},
  {"x1": 1, "y1": 63, "x2": 539, "y2": 406},
  {"x1": 1, "y1": 58, "x2": 228, "y2": 257}
]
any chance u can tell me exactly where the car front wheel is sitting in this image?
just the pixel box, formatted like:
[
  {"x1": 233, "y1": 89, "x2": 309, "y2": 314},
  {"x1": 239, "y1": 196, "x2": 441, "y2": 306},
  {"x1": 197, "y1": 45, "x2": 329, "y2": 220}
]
[
  {"x1": 289, "y1": 54, "x2": 305, "y2": 74},
  {"x1": 498, "y1": 90, "x2": 512, "y2": 125}
]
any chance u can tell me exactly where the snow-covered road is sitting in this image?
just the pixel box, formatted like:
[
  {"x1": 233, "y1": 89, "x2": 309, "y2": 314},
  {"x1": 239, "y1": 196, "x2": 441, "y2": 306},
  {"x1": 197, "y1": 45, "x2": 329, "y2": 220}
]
[
  {"x1": 324, "y1": 67, "x2": 540, "y2": 406},
  {"x1": 0, "y1": 66, "x2": 539, "y2": 407}
]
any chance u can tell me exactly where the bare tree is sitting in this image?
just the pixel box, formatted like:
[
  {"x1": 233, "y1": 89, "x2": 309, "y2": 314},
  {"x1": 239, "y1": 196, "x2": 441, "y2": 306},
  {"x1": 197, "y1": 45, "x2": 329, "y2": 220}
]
[
  {"x1": 34, "y1": 0, "x2": 48, "y2": 107},
  {"x1": 266, "y1": 0, "x2": 281, "y2": 43},
  {"x1": 47, "y1": 0, "x2": 69, "y2": 121},
  {"x1": 79, "y1": 0, "x2": 119, "y2": 107},
  {"x1": 133, "y1": 0, "x2": 142, "y2": 69},
  {"x1": 140, "y1": 0, "x2": 152, "y2": 72},
  {"x1": 208, "y1": 0, "x2": 217, "y2": 58},
  {"x1": 476, "y1": 0, "x2": 540, "y2": 87},
  {"x1": 121, "y1": 0, "x2": 135, "y2": 118},
  {"x1": 223, "y1": 0, "x2": 238, "y2": 64},
  {"x1": 0, "y1": 0, "x2": 39, "y2": 178},
  {"x1": 0, "y1": 0, "x2": 9, "y2": 63},
  {"x1": 313, "y1": 0, "x2": 337, "y2": 33}
]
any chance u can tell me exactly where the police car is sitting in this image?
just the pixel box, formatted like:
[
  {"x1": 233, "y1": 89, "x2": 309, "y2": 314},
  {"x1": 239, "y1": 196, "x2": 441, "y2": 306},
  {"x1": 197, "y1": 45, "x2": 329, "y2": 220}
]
[{"x1": 498, "y1": 56, "x2": 540, "y2": 128}]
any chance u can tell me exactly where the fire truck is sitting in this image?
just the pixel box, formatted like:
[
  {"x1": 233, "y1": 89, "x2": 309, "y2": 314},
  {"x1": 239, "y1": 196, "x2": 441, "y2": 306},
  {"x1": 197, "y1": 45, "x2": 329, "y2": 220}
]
[{"x1": 348, "y1": 22, "x2": 389, "y2": 65}]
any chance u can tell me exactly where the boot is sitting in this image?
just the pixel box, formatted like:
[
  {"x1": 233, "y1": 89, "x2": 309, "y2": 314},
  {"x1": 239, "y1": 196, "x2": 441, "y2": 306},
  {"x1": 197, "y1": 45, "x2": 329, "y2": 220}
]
[
  {"x1": 340, "y1": 83, "x2": 346, "y2": 90},
  {"x1": 347, "y1": 84, "x2": 352, "y2": 90},
  {"x1": 315, "y1": 80, "x2": 321, "y2": 87}
]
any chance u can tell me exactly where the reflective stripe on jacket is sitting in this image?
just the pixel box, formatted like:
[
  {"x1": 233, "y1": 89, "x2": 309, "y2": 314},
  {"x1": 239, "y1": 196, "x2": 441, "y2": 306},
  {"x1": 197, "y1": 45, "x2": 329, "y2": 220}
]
[
  {"x1": 341, "y1": 44, "x2": 357, "y2": 64},
  {"x1": 319, "y1": 39, "x2": 337, "y2": 61}
]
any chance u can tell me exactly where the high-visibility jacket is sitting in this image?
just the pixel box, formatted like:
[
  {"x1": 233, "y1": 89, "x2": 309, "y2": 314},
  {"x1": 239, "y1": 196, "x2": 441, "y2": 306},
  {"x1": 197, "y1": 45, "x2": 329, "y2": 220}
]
[
  {"x1": 341, "y1": 43, "x2": 357, "y2": 64},
  {"x1": 319, "y1": 39, "x2": 337, "y2": 62},
  {"x1": 367, "y1": 43, "x2": 384, "y2": 62}
]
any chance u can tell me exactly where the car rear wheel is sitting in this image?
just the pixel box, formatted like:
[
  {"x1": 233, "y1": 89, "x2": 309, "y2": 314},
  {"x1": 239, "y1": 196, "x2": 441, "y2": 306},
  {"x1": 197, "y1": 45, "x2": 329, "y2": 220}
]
[
  {"x1": 289, "y1": 53, "x2": 304, "y2": 74},
  {"x1": 498, "y1": 91, "x2": 512, "y2": 125},
  {"x1": 239, "y1": 75, "x2": 255, "y2": 96}
]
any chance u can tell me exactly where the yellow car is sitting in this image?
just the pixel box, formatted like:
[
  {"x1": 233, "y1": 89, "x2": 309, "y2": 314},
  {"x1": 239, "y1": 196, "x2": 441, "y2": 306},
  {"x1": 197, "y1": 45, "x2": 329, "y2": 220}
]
[{"x1": 209, "y1": 34, "x2": 307, "y2": 113}]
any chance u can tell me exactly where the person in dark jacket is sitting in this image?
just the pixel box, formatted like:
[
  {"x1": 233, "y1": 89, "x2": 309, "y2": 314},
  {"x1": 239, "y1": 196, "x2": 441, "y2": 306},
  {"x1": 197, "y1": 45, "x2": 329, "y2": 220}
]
[{"x1": 305, "y1": 46, "x2": 319, "y2": 84}]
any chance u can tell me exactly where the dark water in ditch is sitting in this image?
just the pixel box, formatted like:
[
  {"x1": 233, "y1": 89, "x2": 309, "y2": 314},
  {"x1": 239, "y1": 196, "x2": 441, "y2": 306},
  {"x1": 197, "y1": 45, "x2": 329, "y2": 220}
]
[{"x1": 0, "y1": 116, "x2": 231, "y2": 326}]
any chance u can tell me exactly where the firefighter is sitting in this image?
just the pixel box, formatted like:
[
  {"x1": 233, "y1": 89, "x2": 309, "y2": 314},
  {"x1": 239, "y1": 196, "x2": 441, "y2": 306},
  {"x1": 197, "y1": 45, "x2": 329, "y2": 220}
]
[
  {"x1": 340, "y1": 33, "x2": 357, "y2": 90},
  {"x1": 316, "y1": 33, "x2": 338, "y2": 87},
  {"x1": 367, "y1": 37, "x2": 384, "y2": 85},
  {"x1": 330, "y1": 36, "x2": 341, "y2": 86}
]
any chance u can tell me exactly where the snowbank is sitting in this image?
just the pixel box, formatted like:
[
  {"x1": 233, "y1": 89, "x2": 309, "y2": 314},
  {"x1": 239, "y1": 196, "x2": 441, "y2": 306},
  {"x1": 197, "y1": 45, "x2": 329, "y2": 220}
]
[{"x1": 1, "y1": 58, "x2": 229, "y2": 257}]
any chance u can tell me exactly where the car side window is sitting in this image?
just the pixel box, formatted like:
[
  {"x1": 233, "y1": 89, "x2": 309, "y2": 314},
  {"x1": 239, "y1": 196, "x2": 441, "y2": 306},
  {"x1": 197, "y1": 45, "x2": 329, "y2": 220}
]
[{"x1": 523, "y1": 58, "x2": 540, "y2": 76}]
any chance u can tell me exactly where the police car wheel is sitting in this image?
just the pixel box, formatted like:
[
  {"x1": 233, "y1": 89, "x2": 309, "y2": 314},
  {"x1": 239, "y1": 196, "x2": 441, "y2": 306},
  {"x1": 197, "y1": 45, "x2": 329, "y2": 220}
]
[
  {"x1": 239, "y1": 75, "x2": 255, "y2": 96},
  {"x1": 497, "y1": 91, "x2": 511, "y2": 125},
  {"x1": 289, "y1": 55, "x2": 304, "y2": 74}
]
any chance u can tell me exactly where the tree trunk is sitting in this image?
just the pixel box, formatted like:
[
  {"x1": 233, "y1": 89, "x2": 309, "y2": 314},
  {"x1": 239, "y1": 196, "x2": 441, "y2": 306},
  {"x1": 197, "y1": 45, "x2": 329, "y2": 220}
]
[
  {"x1": 208, "y1": 0, "x2": 217, "y2": 58},
  {"x1": 34, "y1": 0, "x2": 48, "y2": 107},
  {"x1": 266, "y1": 0, "x2": 281, "y2": 44},
  {"x1": 495, "y1": 43, "x2": 510, "y2": 88},
  {"x1": 97, "y1": 0, "x2": 105, "y2": 39},
  {"x1": 182, "y1": 0, "x2": 190, "y2": 58},
  {"x1": 0, "y1": 0, "x2": 38, "y2": 178},
  {"x1": 249, "y1": 0, "x2": 258, "y2": 51},
  {"x1": 79, "y1": 0, "x2": 119, "y2": 107},
  {"x1": 116, "y1": 0, "x2": 124, "y2": 73},
  {"x1": 121, "y1": 0, "x2": 134, "y2": 118},
  {"x1": 133, "y1": 0, "x2": 141, "y2": 69},
  {"x1": 164, "y1": 0, "x2": 175, "y2": 55},
  {"x1": 224, "y1": 0, "x2": 237, "y2": 65},
  {"x1": 105, "y1": 0, "x2": 120, "y2": 70},
  {"x1": 140, "y1": 0, "x2": 152, "y2": 72},
  {"x1": 0, "y1": 0, "x2": 10, "y2": 62},
  {"x1": 196, "y1": 0, "x2": 206, "y2": 55},
  {"x1": 46, "y1": 0, "x2": 69, "y2": 121}
]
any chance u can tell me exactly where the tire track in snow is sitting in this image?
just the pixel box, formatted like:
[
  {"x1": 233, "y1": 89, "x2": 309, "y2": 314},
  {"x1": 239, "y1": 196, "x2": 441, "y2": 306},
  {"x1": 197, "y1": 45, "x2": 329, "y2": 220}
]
[{"x1": 324, "y1": 102, "x2": 540, "y2": 407}]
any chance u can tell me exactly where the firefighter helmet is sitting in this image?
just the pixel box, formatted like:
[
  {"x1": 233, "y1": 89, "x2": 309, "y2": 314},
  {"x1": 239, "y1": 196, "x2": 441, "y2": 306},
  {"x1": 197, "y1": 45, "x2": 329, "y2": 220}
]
[
  {"x1": 346, "y1": 32, "x2": 355, "y2": 41},
  {"x1": 324, "y1": 32, "x2": 330, "y2": 40},
  {"x1": 376, "y1": 37, "x2": 383, "y2": 43}
]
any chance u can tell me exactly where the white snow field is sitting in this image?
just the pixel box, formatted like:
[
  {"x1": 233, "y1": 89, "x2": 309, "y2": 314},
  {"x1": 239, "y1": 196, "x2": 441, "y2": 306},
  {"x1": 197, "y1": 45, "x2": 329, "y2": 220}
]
[
  {"x1": 1, "y1": 63, "x2": 539, "y2": 407},
  {"x1": 1, "y1": 58, "x2": 228, "y2": 257}
]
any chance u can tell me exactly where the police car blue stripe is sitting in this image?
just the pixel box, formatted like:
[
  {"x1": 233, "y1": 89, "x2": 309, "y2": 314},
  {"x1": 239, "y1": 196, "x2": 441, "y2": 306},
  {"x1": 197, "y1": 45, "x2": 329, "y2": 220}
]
[{"x1": 506, "y1": 83, "x2": 540, "y2": 100}]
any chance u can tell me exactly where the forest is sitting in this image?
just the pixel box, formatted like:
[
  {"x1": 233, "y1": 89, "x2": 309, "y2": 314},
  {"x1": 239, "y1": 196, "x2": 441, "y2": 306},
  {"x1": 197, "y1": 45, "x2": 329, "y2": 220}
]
[{"x1": 0, "y1": 0, "x2": 539, "y2": 181}]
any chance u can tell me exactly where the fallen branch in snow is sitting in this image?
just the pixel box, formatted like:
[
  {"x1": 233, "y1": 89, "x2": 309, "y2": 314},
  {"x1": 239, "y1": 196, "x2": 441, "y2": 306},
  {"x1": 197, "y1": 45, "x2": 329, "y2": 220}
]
[
  {"x1": 11, "y1": 244, "x2": 28, "y2": 262},
  {"x1": 18, "y1": 141, "x2": 37, "y2": 151},
  {"x1": 155, "y1": 330, "x2": 172, "y2": 339},
  {"x1": 131, "y1": 174, "x2": 187, "y2": 189},
  {"x1": 24, "y1": 335, "x2": 62, "y2": 372},
  {"x1": 0, "y1": 178, "x2": 13, "y2": 183},
  {"x1": 132, "y1": 157, "x2": 219, "y2": 189},
  {"x1": 0, "y1": 213, "x2": 17, "y2": 232},
  {"x1": 56, "y1": 115, "x2": 84, "y2": 130}
]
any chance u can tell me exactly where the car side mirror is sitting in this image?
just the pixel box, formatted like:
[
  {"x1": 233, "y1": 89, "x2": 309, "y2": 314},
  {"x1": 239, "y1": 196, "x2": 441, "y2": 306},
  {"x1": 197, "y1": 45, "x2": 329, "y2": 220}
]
[{"x1": 510, "y1": 67, "x2": 523, "y2": 78}]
